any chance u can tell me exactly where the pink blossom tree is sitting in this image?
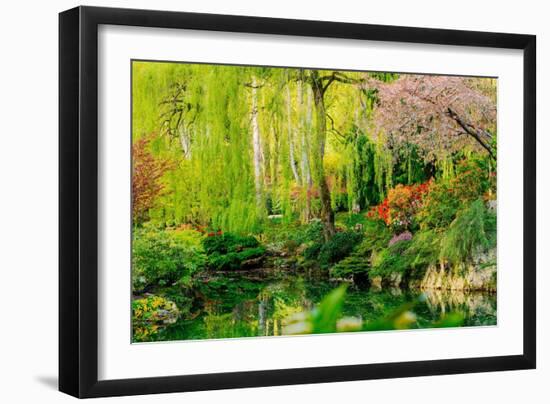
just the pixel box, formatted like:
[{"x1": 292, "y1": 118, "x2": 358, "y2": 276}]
[{"x1": 368, "y1": 75, "x2": 497, "y2": 162}]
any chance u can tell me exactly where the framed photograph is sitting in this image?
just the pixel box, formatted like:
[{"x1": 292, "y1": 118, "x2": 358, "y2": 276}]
[{"x1": 59, "y1": 6, "x2": 536, "y2": 398}]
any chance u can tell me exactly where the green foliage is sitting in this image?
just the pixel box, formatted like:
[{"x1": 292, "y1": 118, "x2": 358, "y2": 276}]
[
  {"x1": 170, "y1": 228, "x2": 206, "y2": 247},
  {"x1": 132, "y1": 228, "x2": 206, "y2": 291},
  {"x1": 416, "y1": 180, "x2": 461, "y2": 229},
  {"x1": 431, "y1": 312, "x2": 465, "y2": 328},
  {"x1": 336, "y1": 211, "x2": 368, "y2": 230},
  {"x1": 316, "y1": 231, "x2": 364, "y2": 267},
  {"x1": 161, "y1": 286, "x2": 194, "y2": 315},
  {"x1": 405, "y1": 230, "x2": 441, "y2": 270},
  {"x1": 330, "y1": 218, "x2": 391, "y2": 279},
  {"x1": 207, "y1": 247, "x2": 267, "y2": 271},
  {"x1": 371, "y1": 239, "x2": 414, "y2": 277},
  {"x1": 263, "y1": 219, "x2": 324, "y2": 246},
  {"x1": 203, "y1": 233, "x2": 260, "y2": 255},
  {"x1": 392, "y1": 144, "x2": 428, "y2": 186},
  {"x1": 202, "y1": 233, "x2": 266, "y2": 271},
  {"x1": 363, "y1": 297, "x2": 464, "y2": 331},
  {"x1": 345, "y1": 132, "x2": 383, "y2": 209},
  {"x1": 330, "y1": 255, "x2": 370, "y2": 279},
  {"x1": 418, "y1": 158, "x2": 493, "y2": 230},
  {"x1": 360, "y1": 218, "x2": 393, "y2": 251},
  {"x1": 439, "y1": 199, "x2": 496, "y2": 264},
  {"x1": 303, "y1": 242, "x2": 323, "y2": 261},
  {"x1": 311, "y1": 285, "x2": 348, "y2": 333}
]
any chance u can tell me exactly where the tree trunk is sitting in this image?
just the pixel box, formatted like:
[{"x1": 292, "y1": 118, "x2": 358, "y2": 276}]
[
  {"x1": 301, "y1": 84, "x2": 313, "y2": 222},
  {"x1": 178, "y1": 123, "x2": 191, "y2": 159},
  {"x1": 311, "y1": 74, "x2": 335, "y2": 241},
  {"x1": 251, "y1": 76, "x2": 263, "y2": 211},
  {"x1": 286, "y1": 83, "x2": 301, "y2": 184},
  {"x1": 301, "y1": 85, "x2": 312, "y2": 187}
]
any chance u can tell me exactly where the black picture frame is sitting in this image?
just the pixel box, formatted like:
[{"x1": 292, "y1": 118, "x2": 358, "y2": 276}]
[{"x1": 59, "y1": 5, "x2": 536, "y2": 398}]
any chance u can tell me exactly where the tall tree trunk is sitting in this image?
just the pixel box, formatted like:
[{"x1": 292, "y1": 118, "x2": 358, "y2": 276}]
[
  {"x1": 301, "y1": 84, "x2": 312, "y2": 187},
  {"x1": 311, "y1": 73, "x2": 335, "y2": 241},
  {"x1": 251, "y1": 76, "x2": 263, "y2": 211},
  {"x1": 286, "y1": 83, "x2": 301, "y2": 184},
  {"x1": 178, "y1": 122, "x2": 191, "y2": 159},
  {"x1": 301, "y1": 84, "x2": 313, "y2": 222}
]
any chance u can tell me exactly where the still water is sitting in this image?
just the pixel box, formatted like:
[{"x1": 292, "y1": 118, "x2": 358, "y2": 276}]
[{"x1": 156, "y1": 270, "x2": 497, "y2": 341}]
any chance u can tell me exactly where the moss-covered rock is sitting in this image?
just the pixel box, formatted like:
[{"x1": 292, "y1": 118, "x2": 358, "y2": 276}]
[{"x1": 411, "y1": 248, "x2": 496, "y2": 292}]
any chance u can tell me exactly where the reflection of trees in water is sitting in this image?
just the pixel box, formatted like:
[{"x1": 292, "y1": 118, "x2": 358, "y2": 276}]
[
  {"x1": 199, "y1": 277, "x2": 314, "y2": 338},
  {"x1": 256, "y1": 278, "x2": 315, "y2": 336},
  {"x1": 422, "y1": 289, "x2": 496, "y2": 323},
  {"x1": 161, "y1": 275, "x2": 497, "y2": 341}
]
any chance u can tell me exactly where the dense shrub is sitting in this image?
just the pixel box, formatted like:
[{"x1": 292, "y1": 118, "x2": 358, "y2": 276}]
[
  {"x1": 203, "y1": 233, "x2": 260, "y2": 254},
  {"x1": 330, "y1": 218, "x2": 392, "y2": 279},
  {"x1": 453, "y1": 158, "x2": 494, "y2": 200},
  {"x1": 303, "y1": 242, "x2": 323, "y2": 261},
  {"x1": 337, "y1": 212, "x2": 369, "y2": 231},
  {"x1": 369, "y1": 228, "x2": 440, "y2": 278},
  {"x1": 439, "y1": 199, "x2": 496, "y2": 264},
  {"x1": 416, "y1": 180, "x2": 461, "y2": 229},
  {"x1": 357, "y1": 218, "x2": 393, "y2": 253},
  {"x1": 207, "y1": 247, "x2": 267, "y2": 271},
  {"x1": 318, "y1": 231, "x2": 364, "y2": 268},
  {"x1": 302, "y1": 230, "x2": 364, "y2": 268},
  {"x1": 262, "y1": 219, "x2": 324, "y2": 247},
  {"x1": 417, "y1": 159, "x2": 494, "y2": 230},
  {"x1": 302, "y1": 219, "x2": 325, "y2": 244},
  {"x1": 330, "y1": 255, "x2": 370, "y2": 279},
  {"x1": 132, "y1": 228, "x2": 206, "y2": 291},
  {"x1": 406, "y1": 229, "x2": 441, "y2": 269},
  {"x1": 202, "y1": 233, "x2": 266, "y2": 271},
  {"x1": 370, "y1": 239, "x2": 414, "y2": 277}
]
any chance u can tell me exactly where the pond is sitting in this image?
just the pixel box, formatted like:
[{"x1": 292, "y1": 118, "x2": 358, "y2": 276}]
[{"x1": 152, "y1": 270, "x2": 497, "y2": 342}]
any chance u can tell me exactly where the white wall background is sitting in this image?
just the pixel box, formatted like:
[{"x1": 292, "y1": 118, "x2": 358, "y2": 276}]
[{"x1": 0, "y1": 0, "x2": 545, "y2": 402}]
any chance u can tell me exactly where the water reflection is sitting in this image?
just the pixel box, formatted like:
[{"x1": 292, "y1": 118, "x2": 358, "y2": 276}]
[{"x1": 158, "y1": 273, "x2": 496, "y2": 341}]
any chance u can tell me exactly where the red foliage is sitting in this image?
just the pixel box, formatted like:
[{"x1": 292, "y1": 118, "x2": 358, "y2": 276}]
[
  {"x1": 206, "y1": 230, "x2": 223, "y2": 237},
  {"x1": 132, "y1": 135, "x2": 172, "y2": 223},
  {"x1": 370, "y1": 181, "x2": 430, "y2": 231}
]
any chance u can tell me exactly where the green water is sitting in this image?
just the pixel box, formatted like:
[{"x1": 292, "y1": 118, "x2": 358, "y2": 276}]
[{"x1": 153, "y1": 270, "x2": 497, "y2": 342}]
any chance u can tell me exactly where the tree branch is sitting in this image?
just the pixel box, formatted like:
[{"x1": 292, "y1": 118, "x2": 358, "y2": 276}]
[
  {"x1": 447, "y1": 108, "x2": 495, "y2": 160},
  {"x1": 319, "y1": 72, "x2": 363, "y2": 94}
]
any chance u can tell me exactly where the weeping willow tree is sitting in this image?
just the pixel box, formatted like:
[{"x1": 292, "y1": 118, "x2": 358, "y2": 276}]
[
  {"x1": 132, "y1": 62, "x2": 396, "y2": 236},
  {"x1": 134, "y1": 63, "x2": 260, "y2": 233}
]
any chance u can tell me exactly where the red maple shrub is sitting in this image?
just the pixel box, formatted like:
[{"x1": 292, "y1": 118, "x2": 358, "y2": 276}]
[
  {"x1": 369, "y1": 181, "x2": 430, "y2": 232},
  {"x1": 132, "y1": 135, "x2": 172, "y2": 224}
]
